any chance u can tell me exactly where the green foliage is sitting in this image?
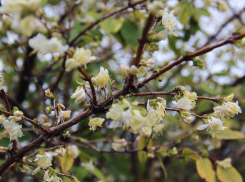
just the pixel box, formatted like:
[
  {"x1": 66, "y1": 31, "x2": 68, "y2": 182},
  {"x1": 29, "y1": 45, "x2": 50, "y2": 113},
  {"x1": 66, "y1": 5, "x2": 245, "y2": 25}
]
[
  {"x1": 216, "y1": 165, "x2": 243, "y2": 182},
  {"x1": 196, "y1": 158, "x2": 216, "y2": 182}
]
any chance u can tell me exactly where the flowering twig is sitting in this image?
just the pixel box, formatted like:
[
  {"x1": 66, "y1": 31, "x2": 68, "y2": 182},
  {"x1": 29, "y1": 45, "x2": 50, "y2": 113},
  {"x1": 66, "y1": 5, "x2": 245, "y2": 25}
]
[
  {"x1": 136, "y1": 32, "x2": 245, "y2": 89},
  {"x1": 0, "y1": 109, "x2": 50, "y2": 134},
  {"x1": 126, "y1": 13, "x2": 154, "y2": 87},
  {"x1": 77, "y1": 67, "x2": 97, "y2": 105},
  {"x1": 24, "y1": 146, "x2": 62, "y2": 160}
]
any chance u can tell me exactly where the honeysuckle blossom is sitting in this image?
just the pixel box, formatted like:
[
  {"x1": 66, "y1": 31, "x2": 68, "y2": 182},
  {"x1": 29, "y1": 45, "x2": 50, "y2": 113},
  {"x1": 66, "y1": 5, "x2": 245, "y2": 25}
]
[
  {"x1": 20, "y1": 15, "x2": 44, "y2": 37},
  {"x1": 32, "y1": 153, "x2": 53, "y2": 175},
  {"x1": 146, "y1": 100, "x2": 162, "y2": 126},
  {"x1": 156, "y1": 102, "x2": 166, "y2": 118},
  {"x1": 57, "y1": 110, "x2": 71, "y2": 125},
  {"x1": 2, "y1": 119, "x2": 23, "y2": 140},
  {"x1": 112, "y1": 139, "x2": 127, "y2": 150},
  {"x1": 145, "y1": 59, "x2": 155, "y2": 67},
  {"x1": 216, "y1": 158, "x2": 232, "y2": 168},
  {"x1": 65, "y1": 58, "x2": 79, "y2": 72},
  {"x1": 88, "y1": 117, "x2": 105, "y2": 131},
  {"x1": 129, "y1": 110, "x2": 146, "y2": 134},
  {"x1": 197, "y1": 117, "x2": 227, "y2": 137},
  {"x1": 0, "y1": 0, "x2": 42, "y2": 15},
  {"x1": 172, "y1": 98, "x2": 193, "y2": 110},
  {"x1": 153, "y1": 123, "x2": 164, "y2": 134},
  {"x1": 72, "y1": 47, "x2": 97, "y2": 69},
  {"x1": 0, "y1": 115, "x2": 6, "y2": 123},
  {"x1": 159, "y1": 11, "x2": 178, "y2": 40},
  {"x1": 181, "y1": 111, "x2": 193, "y2": 123},
  {"x1": 213, "y1": 101, "x2": 242, "y2": 119},
  {"x1": 29, "y1": 34, "x2": 69, "y2": 54},
  {"x1": 44, "y1": 169, "x2": 63, "y2": 182},
  {"x1": 136, "y1": 66, "x2": 147, "y2": 78},
  {"x1": 82, "y1": 160, "x2": 95, "y2": 172},
  {"x1": 222, "y1": 93, "x2": 234, "y2": 102},
  {"x1": 91, "y1": 67, "x2": 110, "y2": 89},
  {"x1": 183, "y1": 90, "x2": 197, "y2": 101},
  {"x1": 71, "y1": 87, "x2": 87, "y2": 103},
  {"x1": 140, "y1": 127, "x2": 152, "y2": 137},
  {"x1": 55, "y1": 147, "x2": 66, "y2": 157},
  {"x1": 13, "y1": 110, "x2": 24, "y2": 121},
  {"x1": 106, "y1": 104, "x2": 123, "y2": 121},
  {"x1": 68, "y1": 145, "x2": 79, "y2": 158},
  {"x1": 120, "y1": 64, "x2": 130, "y2": 76}
]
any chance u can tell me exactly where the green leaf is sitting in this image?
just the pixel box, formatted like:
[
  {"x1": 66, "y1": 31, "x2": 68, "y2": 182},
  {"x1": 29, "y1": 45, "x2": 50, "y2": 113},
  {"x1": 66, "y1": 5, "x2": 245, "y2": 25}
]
[
  {"x1": 216, "y1": 130, "x2": 245, "y2": 140},
  {"x1": 196, "y1": 158, "x2": 216, "y2": 182},
  {"x1": 61, "y1": 152, "x2": 74, "y2": 173},
  {"x1": 179, "y1": 2, "x2": 193, "y2": 25},
  {"x1": 76, "y1": 166, "x2": 89, "y2": 181},
  {"x1": 0, "y1": 105, "x2": 7, "y2": 111},
  {"x1": 120, "y1": 21, "x2": 141, "y2": 47},
  {"x1": 137, "y1": 136, "x2": 152, "y2": 164},
  {"x1": 197, "y1": 7, "x2": 211, "y2": 17},
  {"x1": 199, "y1": 84, "x2": 218, "y2": 95},
  {"x1": 216, "y1": 166, "x2": 243, "y2": 182},
  {"x1": 40, "y1": 0, "x2": 48, "y2": 7},
  {"x1": 99, "y1": 17, "x2": 123, "y2": 33},
  {"x1": 158, "y1": 155, "x2": 167, "y2": 178},
  {"x1": 12, "y1": 106, "x2": 19, "y2": 112},
  {"x1": 91, "y1": 167, "x2": 106, "y2": 182},
  {"x1": 182, "y1": 148, "x2": 200, "y2": 161},
  {"x1": 78, "y1": 151, "x2": 91, "y2": 163}
]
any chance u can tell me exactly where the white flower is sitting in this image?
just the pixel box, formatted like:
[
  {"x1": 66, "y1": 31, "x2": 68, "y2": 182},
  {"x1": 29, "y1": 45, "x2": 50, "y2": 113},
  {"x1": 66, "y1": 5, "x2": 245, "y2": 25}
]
[
  {"x1": 159, "y1": 11, "x2": 178, "y2": 40},
  {"x1": 44, "y1": 169, "x2": 63, "y2": 182},
  {"x1": 32, "y1": 153, "x2": 52, "y2": 175},
  {"x1": 197, "y1": 117, "x2": 227, "y2": 137},
  {"x1": 172, "y1": 98, "x2": 193, "y2": 110},
  {"x1": 136, "y1": 66, "x2": 147, "y2": 78},
  {"x1": 216, "y1": 158, "x2": 232, "y2": 168},
  {"x1": 13, "y1": 110, "x2": 24, "y2": 121},
  {"x1": 88, "y1": 117, "x2": 105, "y2": 131},
  {"x1": 146, "y1": 100, "x2": 161, "y2": 127},
  {"x1": 140, "y1": 127, "x2": 152, "y2": 137},
  {"x1": 65, "y1": 58, "x2": 79, "y2": 72},
  {"x1": 183, "y1": 90, "x2": 197, "y2": 101},
  {"x1": 129, "y1": 110, "x2": 146, "y2": 134},
  {"x1": 57, "y1": 110, "x2": 71, "y2": 125},
  {"x1": 156, "y1": 102, "x2": 166, "y2": 118},
  {"x1": 72, "y1": 47, "x2": 96, "y2": 69},
  {"x1": 223, "y1": 93, "x2": 234, "y2": 102},
  {"x1": 213, "y1": 101, "x2": 242, "y2": 119},
  {"x1": 153, "y1": 123, "x2": 164, "y2": 134},
  {"x1": 120, "y1": 64, "x2": 130, "y2": 76},
  {"x1": 20, "y1": 15, "x2": 44, "y2": 37},
  {"x1": 55, "y1": 147, "x2": 66, "y2": 157},
  {"x1": 147, "y1": 1, "x2": 164, "y2": 15},
  {"x1": 91, "y1": 66, "x2": 110, "y2": 89},
  {"x1": 68, "y1": 145, "x2": 79, "y2": 158},
  {"x1": 82, "y1": 161, "x2": 95, "y2": 172},
  {"x1": 183, "y1": 115, "x2": 193, "y2": 123},
  {"x1": 111, "y1": 139, "x2": 127, "y2": 150},
  {"x1": 106, "y1": 104, "x2": 123, "y2": 121},
  {"x1": 2, "y1": 119, "x2": 23, "y2": 140},
  {"x1": 145, "y1": 59, "x2": 155, "y2": 67},
  {"x1": 28, "y1": 34, "x2": 69, "y2": 54},
  {"x1": 71, "y1": 87, "x2": 87, "y2": 104}
]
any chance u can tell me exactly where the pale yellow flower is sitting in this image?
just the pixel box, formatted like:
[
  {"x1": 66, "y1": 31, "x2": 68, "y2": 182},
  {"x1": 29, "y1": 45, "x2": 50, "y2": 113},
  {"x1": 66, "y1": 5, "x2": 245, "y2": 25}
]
[
  {"x1": 216, "y1": 158, "x2": 232, "y2": 168},
  {"x1": 88, "y1": 117, "x2": 105, "y2": 131},
  {"x1": 91, "y1": 67, "x2": 110, "y2": 89},
  {"x1": 214, "y1": 101, "x2": 242, "y2": 119}
]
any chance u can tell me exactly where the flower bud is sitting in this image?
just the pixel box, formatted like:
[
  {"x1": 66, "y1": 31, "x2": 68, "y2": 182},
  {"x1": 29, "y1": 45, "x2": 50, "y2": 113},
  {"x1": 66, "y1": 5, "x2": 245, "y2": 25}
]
[
  {"x1": 46, "y1": 107, "x2": 52, "y2": 114},
  {"x1": 140, "y1": 127, "x2": 152, "y2": 137},
  {"x1": 222, "y1": 93, "x2": 234, "y2": 102},
  {"x1": 136, "y1": 66, "x2": 147, "y2": 78},
  {"x1": 130, "y1": 65, "x2": 138, "y2": 75},
  {"x1": 192, "y1": 58, "x2": 205, "y2": 70},
  {"x1": 39, "y1": 114, "x2": 48, "y2": 122},
  {"x1": 120, "y1": 64, "x2": 130, "y2": 76},
  {"x1": 45, "y1": 89, "x2": 54, "y2": 99},
  {"x1": 0, "y1": 115, "x2": 6, "y2": 123},
  {"x1": 14, "y1": 111, "x2": 24, "y2": 121},
  {"x1": 63, "y1": 131, "x2": 70, "y2": 137},
  {"x1": 145, "y1": 59, "x2": 155, "y2": 67},
  {"x1": 169, "y1": 147, "x2": 178, "y2": 155}
]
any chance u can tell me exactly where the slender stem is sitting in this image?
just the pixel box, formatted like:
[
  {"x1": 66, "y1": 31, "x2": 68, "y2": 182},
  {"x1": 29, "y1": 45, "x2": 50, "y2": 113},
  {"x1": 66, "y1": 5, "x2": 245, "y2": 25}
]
[
  {"x1": 197, "y1": 96, "x2": 221, "y2": 103},
  {"x1": 1, "y1": 90, "x2": 11, "y2": 112},
  {"x1": 126, "y1": 13, "x2": 154, "y2": 87},
  {"x1": 77, "y1": 67, "x2": 97, "y2": 105}
]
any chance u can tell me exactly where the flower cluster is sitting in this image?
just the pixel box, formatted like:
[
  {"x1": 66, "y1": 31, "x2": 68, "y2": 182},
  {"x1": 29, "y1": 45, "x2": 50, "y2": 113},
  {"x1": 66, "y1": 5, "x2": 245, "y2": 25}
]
[
  {"x1": 32, "y1": 153, "x2": 53, "y2": 175},
  {"x1": 65, "y1": 48, "x2": 97, "y2": 71},
  {"x1": 29, "y1": 34, "x2": 69, "y2": 55},
  {"x1": 0, "y1": 0, "x2": 44, "y2": 36},
  {"x1": 197, "y1": 94, "x2": 241, "y2": 137},
  {"x1": 106, "y1": 98, "x2": 166, "y2": 136},
  {"x1": 91, "y1": 67, "x2": 110, "y2": 89}
]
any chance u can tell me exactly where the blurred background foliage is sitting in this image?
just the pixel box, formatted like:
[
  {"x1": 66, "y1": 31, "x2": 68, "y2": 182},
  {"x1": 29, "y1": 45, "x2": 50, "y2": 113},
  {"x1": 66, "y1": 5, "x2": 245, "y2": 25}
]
[{"x1": 0, "y1": 0, "x2": 245, "y2": 181}]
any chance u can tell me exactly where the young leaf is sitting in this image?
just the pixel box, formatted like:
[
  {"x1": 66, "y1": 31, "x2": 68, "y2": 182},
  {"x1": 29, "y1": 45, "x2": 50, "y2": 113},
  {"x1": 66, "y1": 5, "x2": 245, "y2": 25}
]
[
  {"x1": 216, "y1": 130, "x2": 245, "y2": 140},
  {"x1": 182, "y1": 148, "x2": 200, "y2": 161},
  {"x1": 196, "y1": 158, "x2": 216, "y2": 182},
  {"x1": 158, "y1": 155, "x2": 167, "y2": 178},
  {"x1": 61, "y1": 152, "x2": 74, "y2": 173},
  {"x1": 137, "y1": 136, "x2": 152, "y2": 164},
  {"x1": 216, "y1": 165, "x2": 243, "y2": 182}
]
